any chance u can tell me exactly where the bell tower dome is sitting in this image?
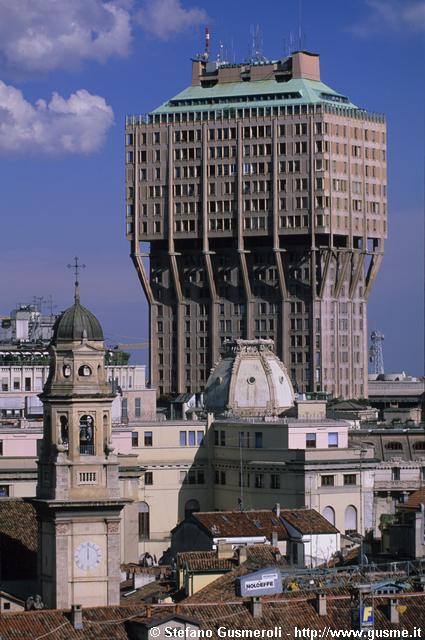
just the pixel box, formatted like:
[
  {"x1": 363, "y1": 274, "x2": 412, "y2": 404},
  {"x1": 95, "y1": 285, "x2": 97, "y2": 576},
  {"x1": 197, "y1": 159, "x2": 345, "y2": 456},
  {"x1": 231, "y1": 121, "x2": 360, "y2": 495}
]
[{"x1": 32, "y1": 283, "x2": 127, "y2": 610}]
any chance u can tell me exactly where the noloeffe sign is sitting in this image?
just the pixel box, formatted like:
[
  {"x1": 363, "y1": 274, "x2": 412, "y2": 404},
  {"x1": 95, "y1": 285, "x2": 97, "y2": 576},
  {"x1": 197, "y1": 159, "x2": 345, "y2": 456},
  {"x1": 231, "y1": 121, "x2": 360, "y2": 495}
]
[{"x1": 236, "y1": 567, "x2": 283, "y2": 597}]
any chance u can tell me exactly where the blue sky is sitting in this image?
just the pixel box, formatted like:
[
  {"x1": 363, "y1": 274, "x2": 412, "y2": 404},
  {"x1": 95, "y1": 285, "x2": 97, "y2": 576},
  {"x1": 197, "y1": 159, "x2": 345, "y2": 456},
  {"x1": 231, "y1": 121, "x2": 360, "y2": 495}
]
[{"x1": 0, "y1": 0, "x2": 423, "y2": 376}]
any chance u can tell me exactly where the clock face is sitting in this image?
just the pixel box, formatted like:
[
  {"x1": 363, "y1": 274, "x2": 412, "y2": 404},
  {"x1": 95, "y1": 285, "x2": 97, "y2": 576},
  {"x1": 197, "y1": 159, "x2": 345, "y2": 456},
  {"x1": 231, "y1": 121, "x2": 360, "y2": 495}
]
[{"x1": 74, "y1": 542, "x2": 102, "y2": 571}]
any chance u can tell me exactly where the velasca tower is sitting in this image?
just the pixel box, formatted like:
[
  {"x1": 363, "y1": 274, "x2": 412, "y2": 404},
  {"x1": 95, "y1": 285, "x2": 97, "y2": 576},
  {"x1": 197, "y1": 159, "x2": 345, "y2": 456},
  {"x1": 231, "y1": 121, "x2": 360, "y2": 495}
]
[{"x1": 125, "y1": 50, "x2": 386, "y2": 398}]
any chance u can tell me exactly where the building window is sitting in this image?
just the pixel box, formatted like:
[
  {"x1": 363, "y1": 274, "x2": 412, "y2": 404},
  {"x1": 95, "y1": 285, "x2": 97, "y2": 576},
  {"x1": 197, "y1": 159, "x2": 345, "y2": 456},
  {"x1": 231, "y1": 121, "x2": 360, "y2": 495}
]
[
  {"x1": 0, "y1": 485, "x2": 9, "y2": 497},
  {"x1": 344, "y1": 505, "x2": 357, "y2": 533},
  {"x1": 344, "y1": 474, "x2": 357, "y2": 485},
  {"x1": 131, "y1": 432, "x2": 139, "y2": 447},
  {"x1": 122, "y1": 398, "x2": 128, "y2": 419},
  {"x1": 306, "y1": 433, "x2": 316, "y2": 448},
  {"x1": 144, "y1": 431, "x2": 153, "y2": 447},
  {"x1": 0, "y1": 441, "x2": 3, "y2": 456},
  {"x1": 188, "y1": 431, "x2": 196, "y2": 446},
  {"x1": 413, "y1": 442, "x2": 425, "y2": 451},
  {"x1": 180, "y1": 431, "x2": 187, "y2": 447},
  {"x1": 323, "y1": 506, "x2": 335, "y2": 526},
  {"x1": 221, "y1": 471, "x2": 226, "y2": 485},
  {"x1": 385, "y1": 441, "x2": 403, "y2": 451},
  {"x1": 328, "y1": 432, "x2": 339, "y2": 448},
  {"x1": 220, "y1": 430, "x2": 226, "y2": 446},
  {"x1": 321, "y1": 475, "x2": 335, "y2": 486},
  {"x1": 392, "y1": 467, "x2": 400, "y2": 481},
  {"x1": 24, "y1": 377, "x2": 31, "y2": 391},
  {"x1": 270, "y1": 474, "x2": 281, "y2": 490},
  {"x1": 197, "y1": 430, "x2": 204, "y2": 446},
  {"x1": 255, "y1": 432, "x2": 263, "y2": 449},
  {"x1": 135, "y1": 397, "x2": 141, "y2": 418},
  {"x1": 255, "y1": 474, "x2": 264, "y2": 489},
  {"x1": 138, "y1": 502, "x2": 150, "y2": 540},
  {"x1": 145, "y1": 472, "x2": 153, "y2": 485}
]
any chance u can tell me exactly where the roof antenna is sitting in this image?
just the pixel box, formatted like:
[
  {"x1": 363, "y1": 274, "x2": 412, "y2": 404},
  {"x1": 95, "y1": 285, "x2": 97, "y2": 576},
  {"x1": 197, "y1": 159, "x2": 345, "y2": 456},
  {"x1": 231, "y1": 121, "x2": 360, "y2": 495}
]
[
  {"x1": 67, "y1": 256, "x2": 86, "y2": 304},
  {"x1": 250, "y1": 24, "x2": 267, "y2": 63},
  {"x1": 203, "y1": 25, "x2": 210, "y2": 60}
]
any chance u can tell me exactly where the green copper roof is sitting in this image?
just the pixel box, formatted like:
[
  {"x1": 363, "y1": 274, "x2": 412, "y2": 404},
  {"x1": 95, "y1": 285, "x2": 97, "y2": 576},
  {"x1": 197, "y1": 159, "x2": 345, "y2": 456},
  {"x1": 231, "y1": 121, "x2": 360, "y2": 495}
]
[
  {"x1": 151, "y1": 77, "x2": 357, "y2": 115},
  {"x1": 53, "y1": 301, "x2": 104, "y2": 343}
]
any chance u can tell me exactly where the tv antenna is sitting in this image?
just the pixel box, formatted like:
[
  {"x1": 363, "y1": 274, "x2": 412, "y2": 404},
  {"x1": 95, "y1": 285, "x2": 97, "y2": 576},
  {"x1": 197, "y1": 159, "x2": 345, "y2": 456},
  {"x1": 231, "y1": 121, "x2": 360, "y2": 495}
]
[
  {"x1": 369, "y1": 330, "x2": 385, "y2": 375},
  {"x1": 249, "y1": 24, "x2": 267, "y2": 63},
  {"x1": 46, "y1": 295, "x2": 57, "y2": 317}
]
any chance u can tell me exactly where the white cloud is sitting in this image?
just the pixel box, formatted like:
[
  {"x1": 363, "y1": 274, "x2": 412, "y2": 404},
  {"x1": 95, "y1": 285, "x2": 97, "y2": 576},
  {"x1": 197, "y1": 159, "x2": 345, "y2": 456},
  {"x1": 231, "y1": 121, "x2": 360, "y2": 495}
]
[
  {"x1": 353, "y1": 0, "x2": 425, "y2": 36},
  {"x1": 0, "y1": 0, "x2": 132, "y2": 73},
  {"x1": 136, "y1": 0, "x2": 207, "y2": 40},
  {"x1": 0, "y1": 81, "x2": 114, "y2": 154}
]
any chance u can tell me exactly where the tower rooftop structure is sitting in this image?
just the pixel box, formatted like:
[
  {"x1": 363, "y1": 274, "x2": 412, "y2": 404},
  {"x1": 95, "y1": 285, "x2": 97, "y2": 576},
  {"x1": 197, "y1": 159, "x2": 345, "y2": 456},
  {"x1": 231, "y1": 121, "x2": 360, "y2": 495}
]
[
  {"x1": 152, "y1": 51, "x2": 358, "y2": 117},
  {"x1": 204, "y1": 339, "x2": 294, "y2": 417},
  {"x1": 52, "y1": 301, "x2": 104, "y2": 344}
]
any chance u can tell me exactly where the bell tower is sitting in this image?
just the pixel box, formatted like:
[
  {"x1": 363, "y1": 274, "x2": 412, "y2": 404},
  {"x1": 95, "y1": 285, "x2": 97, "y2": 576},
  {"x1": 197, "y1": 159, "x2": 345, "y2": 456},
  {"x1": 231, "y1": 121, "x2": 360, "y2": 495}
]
[{"x1": 32, "y1": 273, "x2": 126, "y2": 609}]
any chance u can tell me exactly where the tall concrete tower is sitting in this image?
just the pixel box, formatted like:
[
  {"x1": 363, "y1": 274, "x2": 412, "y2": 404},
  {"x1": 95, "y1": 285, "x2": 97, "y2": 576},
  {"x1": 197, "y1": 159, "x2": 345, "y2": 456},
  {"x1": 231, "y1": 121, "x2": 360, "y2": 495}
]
[
  {"x1": 32, "y1": 286, "x2": 126, "y2": 609},
  {"x1": 125, "y1": 51, "x2": 387, "y2": 399}
]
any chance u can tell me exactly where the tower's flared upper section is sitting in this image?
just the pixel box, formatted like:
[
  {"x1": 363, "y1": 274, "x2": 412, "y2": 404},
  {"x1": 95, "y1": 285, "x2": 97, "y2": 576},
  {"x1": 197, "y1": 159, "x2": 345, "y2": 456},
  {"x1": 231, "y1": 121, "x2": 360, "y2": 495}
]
[
  {"x1": 204, "y1": 339, "x2": 295, "y2": 417},
  {"x1": 52, "y1": 301, "x2": 104, "y2": 344}
]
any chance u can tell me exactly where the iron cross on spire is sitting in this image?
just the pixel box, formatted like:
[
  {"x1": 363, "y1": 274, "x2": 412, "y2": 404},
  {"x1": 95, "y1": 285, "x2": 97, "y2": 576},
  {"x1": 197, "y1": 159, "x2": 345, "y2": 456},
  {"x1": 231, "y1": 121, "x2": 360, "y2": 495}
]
[{"x1": 67, "y1": 256, "x2": 86, "y2": 303}]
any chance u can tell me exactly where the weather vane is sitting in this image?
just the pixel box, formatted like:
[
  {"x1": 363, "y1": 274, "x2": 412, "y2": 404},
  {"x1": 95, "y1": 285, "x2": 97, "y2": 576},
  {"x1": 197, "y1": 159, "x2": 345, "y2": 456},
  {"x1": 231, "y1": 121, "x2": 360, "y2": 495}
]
[{"x1": 67, "y1": 256, "x2": 86, "y2": 303}]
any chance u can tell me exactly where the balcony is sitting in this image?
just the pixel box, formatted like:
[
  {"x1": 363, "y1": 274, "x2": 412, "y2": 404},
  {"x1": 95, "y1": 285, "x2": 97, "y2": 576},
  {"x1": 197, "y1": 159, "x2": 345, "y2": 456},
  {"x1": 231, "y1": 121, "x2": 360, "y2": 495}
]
[
  {"x1": 79, "y1": 444, "x2": 95, "y2": 455},
  {"x1": 374, "y1": 480, "x2": 420, "y2": 491}
]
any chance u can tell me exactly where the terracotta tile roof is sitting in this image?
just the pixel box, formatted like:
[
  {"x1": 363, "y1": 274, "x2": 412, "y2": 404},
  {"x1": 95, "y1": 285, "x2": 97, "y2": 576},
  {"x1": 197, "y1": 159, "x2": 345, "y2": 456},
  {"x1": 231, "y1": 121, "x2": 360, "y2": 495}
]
[
  {"x1": 191, "y1": 510, "x2": 289, "y2": 540},
  {"x1": 280, "y1": 508, "x2": 339, "y2": 534},
  {"x1": 0, "y1": 499, "x2": 37, "y2": 579},
  {"x1": 120, "y1": 580, "x2": 174, "y2": 605},
  {"x1": 1, "y1": 591, "x2": 425, "y2": 639},
  {"x1": 404, "y1": 487, "x2": 425, "y2": 509},
  {"x1": 177, "y1": 545, "x2": 285, "y2": 573},
  {"x1": 121, "y1": 564, "x2": 171, "y2": 577}
]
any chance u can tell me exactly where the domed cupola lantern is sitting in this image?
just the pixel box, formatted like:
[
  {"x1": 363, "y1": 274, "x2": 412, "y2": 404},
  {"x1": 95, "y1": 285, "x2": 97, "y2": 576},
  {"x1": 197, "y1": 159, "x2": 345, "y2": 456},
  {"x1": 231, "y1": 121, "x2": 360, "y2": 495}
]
[{"x1": 204, "y1": 339, "x2": 295, "y2": 418}]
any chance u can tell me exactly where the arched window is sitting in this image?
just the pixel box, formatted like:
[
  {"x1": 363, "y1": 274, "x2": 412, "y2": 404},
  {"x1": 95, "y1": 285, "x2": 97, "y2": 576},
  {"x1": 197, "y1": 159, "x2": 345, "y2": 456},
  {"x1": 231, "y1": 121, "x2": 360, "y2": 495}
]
[
  {"x1": 59, "y1": 416, "x2": 69, "y2": 444},
  {"x1": 344, "y1": 505, "x2": 357, "y2": 534},
  {"x1": 384, "y1": 441, "x2": 403, "y2": 450},
  {"x1": 79, "y1": 415, "x2": 94, "y2": 454},
  {"x1": 138, "y1": 502, "x2": 150, "y2": 541},
  {"x1": 413, "y1": 442, "x2": 425, "y2": 451},
  {"x1": 323, "y1": 506, "x2": 335, "y2": 527},
  {"x1": 63, "y1": 365, "x2": 71, "y2": 378},
  {"x1": 185, "y1": 498, "x2": 200, "y2": 520},
  {"x1": 78, "y1": 365, "x2": 92, "y2": 377}
]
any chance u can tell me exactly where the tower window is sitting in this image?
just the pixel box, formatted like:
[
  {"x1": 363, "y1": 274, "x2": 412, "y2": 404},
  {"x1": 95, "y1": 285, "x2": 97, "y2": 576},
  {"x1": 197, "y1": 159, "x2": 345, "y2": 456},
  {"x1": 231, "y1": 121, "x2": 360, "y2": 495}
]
[
  {"x1": 79, "y1": 415, "x2": 95, "y2": 455},
  {"x1": 78, "y1": 365, "x2": 92, "y2": 377}
]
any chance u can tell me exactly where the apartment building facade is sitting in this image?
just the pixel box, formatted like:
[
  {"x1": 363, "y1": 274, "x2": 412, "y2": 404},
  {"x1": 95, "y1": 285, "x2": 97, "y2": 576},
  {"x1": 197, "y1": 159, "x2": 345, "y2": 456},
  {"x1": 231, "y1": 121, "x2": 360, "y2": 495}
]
[{"x1": 126, "y1": 50, "x2": 387, "y2": 398}]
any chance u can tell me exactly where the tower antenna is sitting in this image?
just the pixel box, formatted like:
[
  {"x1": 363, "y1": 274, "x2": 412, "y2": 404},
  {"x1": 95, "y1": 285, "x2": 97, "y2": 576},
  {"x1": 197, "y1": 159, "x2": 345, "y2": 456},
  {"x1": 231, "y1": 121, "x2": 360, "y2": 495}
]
[
  {"x1": 369, "y1": 330, "x2": 385, "y2": 375},
  {"x1": 298, "y1": 0, "x2": 302, "y2": 50},
  {"x1": 67, "y1": 256, "x2": 86, "y2": 303},
  {"x1": 249, "y1": 24, "x2": 267, "y2": 63},
  {"x1": 204, "y1": 25, "x2": 210, "y2": 60}
]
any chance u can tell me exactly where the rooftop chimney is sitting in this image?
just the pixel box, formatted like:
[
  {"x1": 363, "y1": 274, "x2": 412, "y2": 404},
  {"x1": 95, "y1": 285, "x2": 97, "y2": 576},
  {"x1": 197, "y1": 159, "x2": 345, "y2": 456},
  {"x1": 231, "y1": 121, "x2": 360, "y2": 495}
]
[
  {"x1": 315, "y1": 592, "x2": 327, "y2": 616},
  {"x1": 274, "y1": 503, "x2": 281, "y2": 518},
  {"x1": 271, "y1": 531, "x2": 279, "y2": 547},
  {"x1": 388, "y1": 598, "x2": 399, "y2": 624},
  {"x1": 71, "y1": 604, "x2": 83, "y2": 630},
  {"x1": 217, "y1": 542, "x2": 234, "y2": 560},
  {"x1": 237, "y1": 546, "x2": 248, "y2": 566},
  {"x1": 250, "y1": 596, "x2": 263, "y2": 619}
]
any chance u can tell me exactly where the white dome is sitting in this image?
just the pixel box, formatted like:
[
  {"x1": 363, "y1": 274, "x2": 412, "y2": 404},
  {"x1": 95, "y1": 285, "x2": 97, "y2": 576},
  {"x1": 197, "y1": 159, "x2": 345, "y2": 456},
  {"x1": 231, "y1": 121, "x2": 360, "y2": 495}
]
[{"x1": 204, "y1": 339, "x2": 294, "y2": 417}]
